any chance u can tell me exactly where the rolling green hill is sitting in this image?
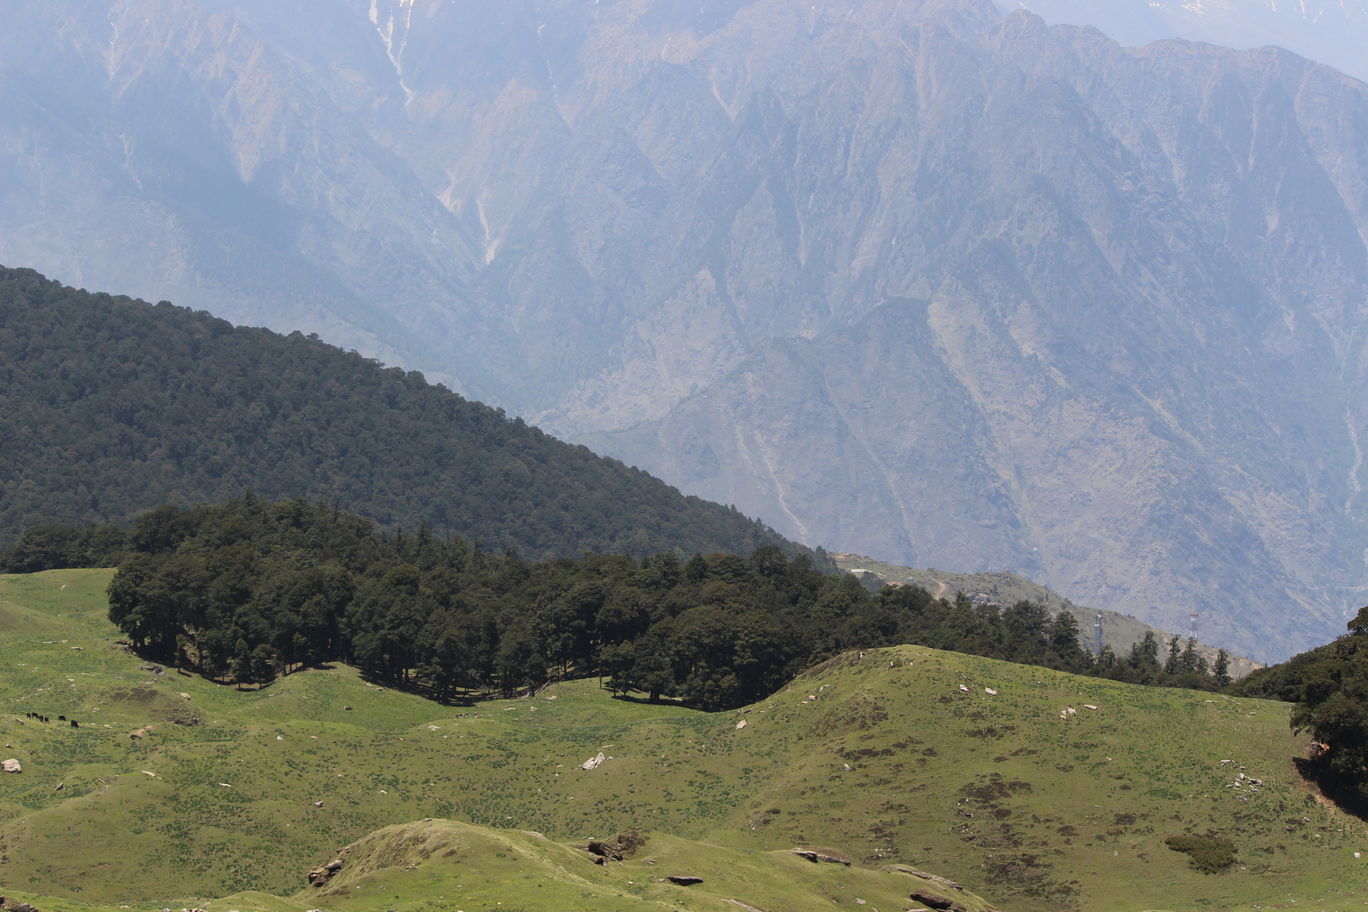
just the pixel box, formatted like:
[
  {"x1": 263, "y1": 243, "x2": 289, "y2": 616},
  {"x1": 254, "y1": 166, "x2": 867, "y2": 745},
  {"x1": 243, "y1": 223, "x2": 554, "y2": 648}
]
[
  {"x1": 2, "y1": 570, "x2": 1365, "y2": 912},
  {"x1": 0, "y1": 266, "x2": 805, "y2": 564}
]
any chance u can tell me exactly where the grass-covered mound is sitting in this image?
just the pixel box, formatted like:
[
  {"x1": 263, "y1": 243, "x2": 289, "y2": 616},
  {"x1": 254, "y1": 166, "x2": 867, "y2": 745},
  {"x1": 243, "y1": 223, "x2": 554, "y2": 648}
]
[
  {"x1": 0, "y1": 819, "x2": 995, "y2": 912},
  {"x1": 293, "y1": 819, "x2": 995, "y2": 912},
  {"x1": 3, "y1": 570, "x2": 1367, "y2": 912}
]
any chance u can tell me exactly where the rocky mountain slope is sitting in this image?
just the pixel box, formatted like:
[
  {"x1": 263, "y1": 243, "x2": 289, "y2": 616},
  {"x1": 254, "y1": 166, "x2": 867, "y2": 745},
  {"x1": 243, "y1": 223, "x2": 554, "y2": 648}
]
[
  {"x1": 1001, "y1": 0, "x2": 1368, "y2": 84},
  {"x1": 5, "y1": 0, "x2": 1368, "y2": 658}
]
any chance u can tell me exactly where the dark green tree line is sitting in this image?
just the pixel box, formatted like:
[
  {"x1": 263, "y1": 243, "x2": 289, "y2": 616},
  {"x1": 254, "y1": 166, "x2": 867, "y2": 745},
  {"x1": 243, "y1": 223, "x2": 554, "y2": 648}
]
[{"x1": 91, "y1": 498, "x2": 1229, "y2": 709}]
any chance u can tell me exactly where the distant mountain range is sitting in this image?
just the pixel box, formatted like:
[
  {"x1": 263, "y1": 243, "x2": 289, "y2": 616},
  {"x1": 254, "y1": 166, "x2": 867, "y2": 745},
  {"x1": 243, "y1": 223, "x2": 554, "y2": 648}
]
[
  {"x1": 834, "y1": 553, "x2": 1263, "y2": 678},
  {"x1": 1000, "y1": 0, "x2": 1368, "y2": 84},
  {"x1": 4, "y1": 0, "x2": 1368, "y2": 659}
]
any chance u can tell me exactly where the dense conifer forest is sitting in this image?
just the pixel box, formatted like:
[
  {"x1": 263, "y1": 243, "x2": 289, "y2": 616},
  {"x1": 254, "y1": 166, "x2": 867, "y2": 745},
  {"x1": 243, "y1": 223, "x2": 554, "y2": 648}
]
[
  {"x1": 0, "y1": 266, "x2": 803, "y2": 562},
  {"x1": 0, "y1": 498, "x2": 1237, "y2": 711}
]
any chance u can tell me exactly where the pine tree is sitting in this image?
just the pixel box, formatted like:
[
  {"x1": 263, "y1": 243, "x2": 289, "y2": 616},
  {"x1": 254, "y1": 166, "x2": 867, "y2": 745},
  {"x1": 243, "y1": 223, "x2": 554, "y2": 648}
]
[{"x1": 1214, "y1": 649, "x2": 1232, "y2": 688}]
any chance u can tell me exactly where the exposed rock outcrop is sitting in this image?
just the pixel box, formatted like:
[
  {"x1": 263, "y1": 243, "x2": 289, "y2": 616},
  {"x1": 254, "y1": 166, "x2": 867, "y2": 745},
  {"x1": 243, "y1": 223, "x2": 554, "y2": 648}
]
[
  {"x1": 306, "y1": 858, "x2": 343, "y2": 887},
  {"x1": 587, "y1": 840, "x2": 623, "y2": 862}
]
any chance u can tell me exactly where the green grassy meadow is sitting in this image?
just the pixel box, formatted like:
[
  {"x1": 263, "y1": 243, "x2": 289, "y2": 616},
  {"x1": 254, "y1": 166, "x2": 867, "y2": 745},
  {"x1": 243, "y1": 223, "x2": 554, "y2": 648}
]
[{"x1": 2, "y1": 570, "x2": 1365, "y2": 912}]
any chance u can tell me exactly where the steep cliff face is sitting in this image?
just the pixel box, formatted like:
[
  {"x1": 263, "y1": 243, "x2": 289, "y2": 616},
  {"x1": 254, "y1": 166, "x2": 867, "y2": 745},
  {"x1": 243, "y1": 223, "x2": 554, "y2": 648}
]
[{"x1": 4, "y1": 0, "x2": 1368, "y2": 657}]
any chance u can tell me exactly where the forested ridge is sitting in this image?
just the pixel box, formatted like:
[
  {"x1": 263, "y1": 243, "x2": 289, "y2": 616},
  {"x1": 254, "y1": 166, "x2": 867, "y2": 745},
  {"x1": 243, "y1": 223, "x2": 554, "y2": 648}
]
[
  {"x1": 28, "y1": 497, "x2": 1235, "y2": 711},
  {"x1": 0, "y1": 266, "x2": 802, "y2": 562}
]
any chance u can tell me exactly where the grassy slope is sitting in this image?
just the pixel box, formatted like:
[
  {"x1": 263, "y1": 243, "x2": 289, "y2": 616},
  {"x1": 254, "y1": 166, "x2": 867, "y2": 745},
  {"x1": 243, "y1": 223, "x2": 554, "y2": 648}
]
[{"x1": 2, "y1": 570, "x2": 1364, "y2": 912}]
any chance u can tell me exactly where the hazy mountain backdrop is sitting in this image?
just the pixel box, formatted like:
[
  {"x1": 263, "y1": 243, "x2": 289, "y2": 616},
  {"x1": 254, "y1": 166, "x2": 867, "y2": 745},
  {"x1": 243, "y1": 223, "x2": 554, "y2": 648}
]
[
  {"x1": 1001, "y1": 0, "x2": 1368, "y2": 85},
  {"x1": 5, "y1": 0, "x2": 1368, "y2": 659}
]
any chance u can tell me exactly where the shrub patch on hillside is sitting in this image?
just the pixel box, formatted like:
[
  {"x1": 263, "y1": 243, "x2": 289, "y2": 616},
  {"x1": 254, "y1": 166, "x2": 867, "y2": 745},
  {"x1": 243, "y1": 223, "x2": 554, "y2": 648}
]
[{"x1": 1165, "y1": 833, "x2": 1237, "y2": 873}]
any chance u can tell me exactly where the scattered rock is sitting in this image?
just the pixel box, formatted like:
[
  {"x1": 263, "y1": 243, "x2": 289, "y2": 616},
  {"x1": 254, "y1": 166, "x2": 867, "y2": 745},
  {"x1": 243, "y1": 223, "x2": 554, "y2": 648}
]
[
  {"x1": 313, "y1": 800, "x2": 324, "y2": 807},
  {"x1": 735, "y1": 719, "x2": 748, "y2": 730},
  {"x1": 3, "y1": 759, "x2": 21, "y2": 773},
  {"x1": 958, "y1": 685, "x2": 970, "y2": 693},
  {"x1": 427, "y1": 724, "x2": 439, "y2": 731},
  {"x1": 984, "y1": 687, "x2": 997, "y2": 695},
  {"x1": 907, "y1": 890, "x2": 964, "y2": 911},
  {"x1": 342, "y1": 705, "x2": 352, "y2": 711},
  {"x1": 53, "y1": 783, "x2": 64, "y2": 791},
  {"x1": 178, "y1": 693, "x2": 191, "y2": 700},
  {"x1": 667, "y1": 875, "x2": 704, "y2": 885},
  {"x1": 883, "y1": 865, "x2": 964, "y2": 892},
  {"x1": 307, "y1": 858, "x2": 344, "y2": 886},
  {"x1": 1083, "y1": 704, "x2": 1098, "y2": 710},
  {"x1": 792, "y1": 847, "x2": 852, "y2": 866},
  {"x1": 581, "y1": 752, "x2": 606, "y2": 771}
]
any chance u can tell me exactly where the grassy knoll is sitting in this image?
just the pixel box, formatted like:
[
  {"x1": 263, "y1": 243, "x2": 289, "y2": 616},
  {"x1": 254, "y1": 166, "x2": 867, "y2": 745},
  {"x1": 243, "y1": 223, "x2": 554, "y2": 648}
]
[{"x1": 2, "y1": 570, "x2": 1365, "y2": 912}]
